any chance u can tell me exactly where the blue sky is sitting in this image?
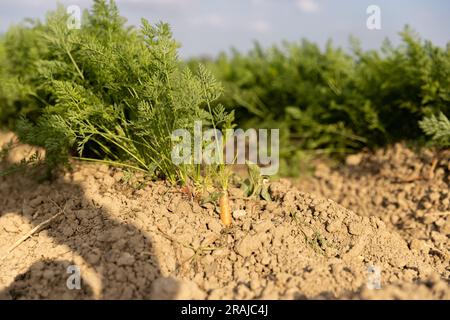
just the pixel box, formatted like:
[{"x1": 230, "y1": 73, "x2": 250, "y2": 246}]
[{"x1": 0, "y1": 0, "x2": 449, "y2": 57}]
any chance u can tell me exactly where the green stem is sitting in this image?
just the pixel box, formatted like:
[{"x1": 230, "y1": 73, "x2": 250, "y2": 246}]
[
  {"x1": 202, "y1": 84, "x2": 228, "y2": 190},
  {"x1": 97, "y1": 132, "x2": 149, "y2": 170},
  {"x1": 73, "y1": 157, "x2": 148, "y2": 173},
  {"x1": 65, "y1": 47, "x2": 85, "y2": 81},
  {"x1": 29, "y1": 93, "x2": 49, "y2": 106}
]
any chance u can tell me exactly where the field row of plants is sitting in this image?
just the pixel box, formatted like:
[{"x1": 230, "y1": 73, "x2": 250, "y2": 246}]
[
  {"x1": 191, "y1": 27, "x2": 450, "y2": 174},
  {"x1": 0, "y1": 0, "x2": 449, "y2": 180}
]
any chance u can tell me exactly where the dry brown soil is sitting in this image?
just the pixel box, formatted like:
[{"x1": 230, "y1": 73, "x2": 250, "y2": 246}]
[{"x1": 0, "y1": 132, "x2": 448, "y2": 299}]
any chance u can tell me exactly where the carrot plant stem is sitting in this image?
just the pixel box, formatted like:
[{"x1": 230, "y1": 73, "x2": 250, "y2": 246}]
[{"x1": 73, "y1": 156, "x2": 148, "y2": 173}]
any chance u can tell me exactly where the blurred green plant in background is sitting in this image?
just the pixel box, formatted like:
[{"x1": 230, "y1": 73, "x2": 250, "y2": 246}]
[
  {"x1": 191, "y1": 27, "x2": 449, "y2": 175},
  {"x1": 0, "y1": 0, "x2": 448, "y2": 178}
]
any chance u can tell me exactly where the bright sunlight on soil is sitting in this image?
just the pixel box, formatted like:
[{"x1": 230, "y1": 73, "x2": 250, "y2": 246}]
[{"x1": 1, "y1": 132, "x2": 448, "y2": 300}]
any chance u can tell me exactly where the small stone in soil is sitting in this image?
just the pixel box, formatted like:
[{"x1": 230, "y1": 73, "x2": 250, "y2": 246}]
[
  {"x1": 117, "y1": 252, "x2": 135, "y2": 266},
  {"x1": 232, "y1": 209, "x2": 247, "y2": 219}
]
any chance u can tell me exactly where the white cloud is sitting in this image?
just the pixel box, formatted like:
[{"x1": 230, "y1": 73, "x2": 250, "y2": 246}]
[
  {"x1": 190, "y1": 13, "x2": 227, "y2": 28},
  {"x1": 249, "y1": 19, "x2": 271, "y2": 33},
  {"x1": 10, "y1": 0, "x2": 195, "y2": 5},
  {"x1": 250, "y1": 0, "x2": 265, "y2": 5},
  {"x1": 9, "y1": 0, "x2": 91, "y2": 6},
  {"x1": 118, "y1": 0, "x2": 194, "y2": 5},
  {"x1": 296, "y1": 0, "x2": 320, "y2": 13},
  {"x1": 116, "y1": 0, "x2": 199, "y2": 8}
]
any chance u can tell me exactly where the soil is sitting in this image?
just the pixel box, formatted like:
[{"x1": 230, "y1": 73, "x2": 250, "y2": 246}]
[{"x1": 0, "y1": 133, "x2": 449, "y2": 299}]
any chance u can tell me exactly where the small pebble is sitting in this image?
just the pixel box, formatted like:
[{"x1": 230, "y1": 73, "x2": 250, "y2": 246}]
[{"x1": 232, "y1": 209, "x2": 247, "y2": 219}]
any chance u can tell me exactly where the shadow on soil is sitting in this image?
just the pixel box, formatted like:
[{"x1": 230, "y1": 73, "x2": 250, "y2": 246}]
[{"x1": 0, "y1": 161, "x2": 173, "y2": 299}]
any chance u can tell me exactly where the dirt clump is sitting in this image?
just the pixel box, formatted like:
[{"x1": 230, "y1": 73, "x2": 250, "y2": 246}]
[{"x1": 297, "y1": 143, "x2": 449, "y2": 284}]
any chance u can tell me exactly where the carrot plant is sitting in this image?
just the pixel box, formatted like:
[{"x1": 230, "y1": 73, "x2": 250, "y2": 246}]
[
  {"x1": 0, "y1": 1, "x2": 234, "y2": 188},
  {"x1": 0, "y1": 20, "x2": 48, "y2": 128},
  {"x1": 196, "y1": 64, "x2": 234, "y2": 226},
  {"x1": 419, "y1": 112, "x2": 450, "y2": 178},
  {"x1": 419, "y1": 112, "x2": 450, "y2": 147}
]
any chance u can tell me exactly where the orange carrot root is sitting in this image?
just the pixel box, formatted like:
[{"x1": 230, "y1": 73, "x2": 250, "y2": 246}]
[{"x1": 219, "y1": 191, "x2": 232, "y2": 227}]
